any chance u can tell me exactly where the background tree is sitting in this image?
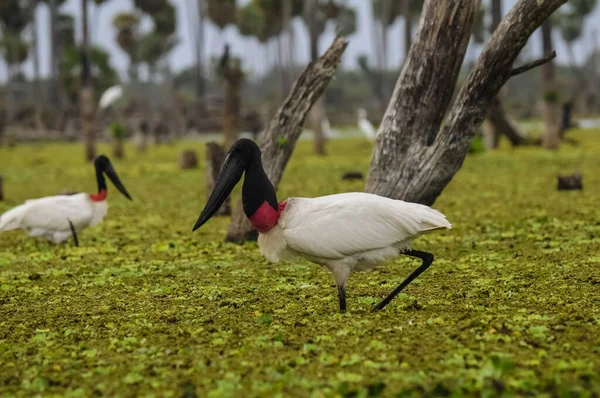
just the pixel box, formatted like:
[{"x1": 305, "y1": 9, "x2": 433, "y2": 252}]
[
  {"x1": 302, "y1": 0, "x2": 356, "y2": 155},
  {"x1": 540, "y1": 19, "x2": 560, "y2": 149},
  {"x1": 0, "y1": 35, "x2": 29, "y2": 80},
  {"x1": 112, "y1": 12, "x2": 141, "y2": 81},
  {"x1": 484, "y1": 0, "x2": 532, "y2": 149},
  {"x1": 0, "y1": 0, "x2": 30, "y2": 80},
  {"x1": 59, "y1": 45, "x2": 118, "y2": 105},
  {"x1": 39, "y1": 0, "x2": 68, "y2": 108},
  {"x1": 554, "y1": 0, "x2": 597, "y2": 129}
]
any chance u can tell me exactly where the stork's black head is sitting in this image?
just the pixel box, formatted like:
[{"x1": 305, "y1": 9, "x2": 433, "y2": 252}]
[
  {"x1": 193, "y1": 138, "x2": 276, "y2": 232},
  {"x1": 93, "y1": 155, "x2": 133, "y2": 200}
]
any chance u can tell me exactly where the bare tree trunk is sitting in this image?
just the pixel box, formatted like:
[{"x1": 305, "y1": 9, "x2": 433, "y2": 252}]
[
  {"x1": 485, "y1": 0, "x2": 530, "y2": 149},
  {"x1": 195, "y1": 0, "x2": 205, "y2": 100},
  {"x1": 49, "y1": 0, "x2": 60, "y2": 110},
  {"x1": 487, "y1": 97, "x2": 535, "y2": 146},
  {"x1": 206, "y1": 142, "x2": 231, "y2": 216},
  {"x1": 541, "y1": 20, "x2": 560, "y2": 149},
  {"x1": 226, "y1": 37, "x2": 348, "y2": 242},
  {"x1": 29, "y1": 0, "x2": 42, "y2": 129},
  {"x1": 365, "y1": 0, "x2": 566, "y2": 205},
  {"x1": 223, "y1": 67, "x2": 243, "y2": 149},
  {"x1": 112, "y1": 138, "x2": 124, "y2": 159},
  {"x1": 402, "y1": 0, "x2": 412, "y2": 61},
  {"x1": 80, "y1": 0, "x2": 95, "y2": 161},
  {"x1": 306, "y1": 0, "x2": 326, "y2": 155}
]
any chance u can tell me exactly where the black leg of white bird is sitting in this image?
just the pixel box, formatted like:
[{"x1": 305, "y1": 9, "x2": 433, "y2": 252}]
[
  {"x1": 372, "y1": 250, "x2": 434, "y2": 312},
  {"x1": 338, "y1": 285, "x2": 347, "y2": 312},
  {"x1": 68, "y1": 219, "x2": 79, "y2": 247}
]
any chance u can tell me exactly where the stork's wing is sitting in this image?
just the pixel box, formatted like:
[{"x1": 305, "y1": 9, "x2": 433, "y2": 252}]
[
  {"x1": 18, "y1": 194, "x2": 94, "y2": 232},
  {"x1": 281, "y1": 193, "x2": 450, "y2": 260},
  {"x1": 99, "y1": 84, "x2": 123, "y2": 109}
]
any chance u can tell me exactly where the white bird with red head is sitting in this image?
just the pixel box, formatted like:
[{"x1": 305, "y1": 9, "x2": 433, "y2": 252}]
[
  {"x1": 0, "y1": 155, "x2": 132, "y2": 245},
  {"x1": 193, "y1": 139, "x2": 451, "y2": 312}
]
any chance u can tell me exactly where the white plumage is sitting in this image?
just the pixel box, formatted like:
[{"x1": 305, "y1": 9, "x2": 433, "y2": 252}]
[
  {"x1": 99, "y1": 84, "x2": 123, "y2": 109},
  {"x1": 0, "y1": 194, "x2": 108, "y2": 244},
  {"x1": 258, "y1": 192, "x2": 451, "y2": 288},
  {"x1": 0, "y1": 155, "x2": 131, "y2": 245},
  {"x1": 358, "y1": 108, "x2": 376, "y2": 139}
]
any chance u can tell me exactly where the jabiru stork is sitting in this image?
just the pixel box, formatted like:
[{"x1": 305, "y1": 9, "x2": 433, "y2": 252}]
[
  {"x1": 193, "y1": 139, "x2": 451, "y2": 312},
  {"x1": 0, "y1": 155, "x2": 132, "y2": 245}
]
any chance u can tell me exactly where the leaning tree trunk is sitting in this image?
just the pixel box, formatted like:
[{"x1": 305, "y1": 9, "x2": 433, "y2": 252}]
[
  {"x1": 541, "y1": 20, "x2": 560, "y2": 150},
  {"x1": 485, "y1": 0, "x2": 530, "y2": 149},
  {"x1": 365, "y1": 0, "x2": 566, "y2": 205},
  {"x1": 225, "y1": 37, "x2": 348, "y2": 242}
]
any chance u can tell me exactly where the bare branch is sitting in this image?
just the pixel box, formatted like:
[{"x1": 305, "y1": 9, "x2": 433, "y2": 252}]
[
  {"x1": 225, "y1": 36, "x2": 349, "y2": 242},
  {"x1": 510, "y1": 51, "x2": 557, "y2": 77},
  {"x1": 365, "y1": 0, "x2": 567, "y2": 206}
]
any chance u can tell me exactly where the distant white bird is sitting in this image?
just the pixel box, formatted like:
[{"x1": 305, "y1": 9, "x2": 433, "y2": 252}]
[
  {"x1": 358, "y1": 108, "x2": 376, "y2": 140},
  {"x1": 193, "y1": 139, "x2": 451, "y2": 312},
  {"x1": 0, "y1": 155, "x2": 132, "y2": 244},
  {"x1": 99, "y1": 84, "x2": 124, "y2": 109},
  {"x1": 321, "y1": 116, "x2": 338, "y2": 139}
]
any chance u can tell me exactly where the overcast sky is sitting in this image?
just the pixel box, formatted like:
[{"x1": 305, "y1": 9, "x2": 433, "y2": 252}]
[{"x1": 2, "y1": 0, "x2": 598, "y2": 82}]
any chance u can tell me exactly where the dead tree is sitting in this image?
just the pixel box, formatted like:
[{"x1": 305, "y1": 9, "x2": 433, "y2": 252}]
[
  {"x1": 220, "y1": 44, "x2": 243, "y2": 150},
  {"x1": 365, "y1": 0, "x2": 565, "y2": 205},
  {"x1": 206, "y1": 143, "x2": 231, "y2": 216},
  {"x1": 225, "y1": 37, "x2": 349, "y2": 242},
  {"x1": 541, "y1": 19, "x2": 561, "y2": 149},
  {"x1": 80, "y1": 0, "x2": 96, "y2": 161},
  {"x1": 484, "y1": 0, "x2": 532, "y2": 149},
  {"x1": 179, "y1": 149, "x2": 198, "y2": 170}
]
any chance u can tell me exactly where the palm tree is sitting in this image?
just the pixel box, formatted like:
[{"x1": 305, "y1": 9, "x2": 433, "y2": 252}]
[{"x1": 112, "y1": 12, "x2": 141, "y2": 81}]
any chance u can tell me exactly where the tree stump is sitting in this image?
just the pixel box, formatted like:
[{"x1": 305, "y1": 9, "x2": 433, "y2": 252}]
[
  {"x1": 557, "y1": 173, "x2": 582, "y2": 191},
  {"x1": 179, "y1": 150, "x2": 198, "y2": 170},
  {"x1": 0, "y1": 174, "x2": 3, "y2": 201},
  {"x1": 205, "y1": 142, "x2": 231, "y2": 216},
  {"x1": 341, "y1": 171, "x2": 364, "y2": 181}
]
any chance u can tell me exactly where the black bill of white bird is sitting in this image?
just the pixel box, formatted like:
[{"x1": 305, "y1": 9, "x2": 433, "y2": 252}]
[
  {"x1": 93, "y1": 155, "x2": 133, "y2": 201},
  {"x1": 193, "y1": 138, "x2": 452, "y2": 312}
]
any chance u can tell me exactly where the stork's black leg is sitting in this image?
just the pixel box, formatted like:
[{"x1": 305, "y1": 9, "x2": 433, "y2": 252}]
[
  {"x1": 68, "y1": 219, "x2": 79, "y2": 247},
  {"x1": 372, "y1": 250, "x2": 434, "y2": 312},
  {"x1": 338, "y1": 285, "x2": 347, "y2": 313}
]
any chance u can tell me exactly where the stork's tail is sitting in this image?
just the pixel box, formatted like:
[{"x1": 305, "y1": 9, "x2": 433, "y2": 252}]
[
  {"x1": 0, "y1": 205, "x2": 25, "y2": 231},
  {"x1": 413, "y1": 204, "x2": 452, "y2": 232}
]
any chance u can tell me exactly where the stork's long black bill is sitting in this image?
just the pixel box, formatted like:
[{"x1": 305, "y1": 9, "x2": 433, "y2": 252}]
[
  {"x1": 105, "y1": 166, "x2": 132, "y2": 200},
  {"x1": 193, "y1": 153, "x2": 245, "y2": 231}
]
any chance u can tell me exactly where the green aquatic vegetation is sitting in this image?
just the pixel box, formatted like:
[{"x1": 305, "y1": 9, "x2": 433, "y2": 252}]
[{"x1": 1, "y1": 130, "x2": 599, "y2": 396}]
